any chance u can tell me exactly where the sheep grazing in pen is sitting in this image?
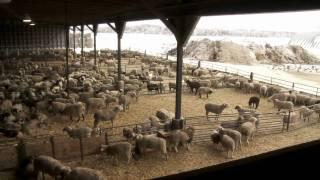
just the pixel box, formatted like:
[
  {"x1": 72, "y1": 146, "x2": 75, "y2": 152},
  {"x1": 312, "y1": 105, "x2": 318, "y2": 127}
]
[
  {"x1": 197, "y1": 87, "x2": 214, "y2": 98},
  {"x1": 100, "y1": 142, "x2": 132, "y2": 164},
  {"x1": 164, "y1": 130, "x2": 191, "y2": 152},
  {"x1": 93, "y1": 105, "x2": 123, "y2": 128},
  {"x1": 239, "y1": 117, "x2": 258, "y2": 145},
  {"x1": 64, "y1": 167, "x2": 105, "y2": 180},
  {"x1": 33, "y1": 155, "x2": 71, "y2": 180},
  {"x1": 62, "y1": 102, "x2": 86, "y2": 122},
  {"x1": 248, "y1": 96, "x2": 260, "y2": 109},
  {"x1": 134, "y1": 134, "x2": 168, "y2": 160},
  {"x1": 273, "y1": 99, "x2": 294, "y2": 111},
  {"x1": 185, "y1": 80, "x2": 200, "y2": 94},
  {"x1": 234, "y1": 105, "x2": 257, "y2": 116},
  {"x1": 299, "y1": 106, "x2": 314, "y2": 122},
  {"x1": 118, "y1": 94, "x2": 131, "y2": 112},
  {"x1": 204, "y1": 103, "x2": 228, "y2": 120},
  {"x1": 63, "y1": 126, "x2": 93, "y2": 138},
  {"x1": 211, "y1": 130, "x2": 235, "y2": 159},
  {"x1": 217, "y1": 127, "x2": 242, "y2": 150}
]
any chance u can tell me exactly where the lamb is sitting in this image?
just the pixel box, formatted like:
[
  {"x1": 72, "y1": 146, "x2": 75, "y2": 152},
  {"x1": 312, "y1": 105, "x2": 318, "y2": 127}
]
[
  {"x1": 248, "y1": 96, "x2": 260, "y2": 109},
  {"x1": 64, "y1": 167, "x2": 104, "y2": 180},
  {"x1": 185, "y1": 79, "x2": 200, "y2": 94},
  {"x1": 205, "y1": 103, "x2": 228, "y2": 120},
  {"x1": 134, "y1": 134, "x2": 168, "y2": 160},
  {"x1": 282, "y1": 112, "x2": 298, "y2": 130},
  {"x1": 211, "y1": 130, "x2": 235, "y2": 158},
  {"x1": 86, "y1": 98, "x2": 106, "y2": 113},
  {"x1": 93, "y1": 105, "x2": 123, "y2": 128},
  {"x1": 181, "y1": 126, "x2": 195, "y2": 144},
  {"x1": 118, "y1": 94, "x2": 131, "y2": 111},
  {"x1": 268, "y1": 92, "x2": 290, "y2": 106},
  {"x1": 313, "y1": 104, "x2": 320, "y2": 120},
  {"x1": 126, "y1": 90, "x2": 139, "y2": 102},
  {"x1": 63, "y1": 126, "x2": 93, "y2": 138},
  {"x1": 259, "y1": 85, "x2": 268, "y2": 97},
  {"x1": 273, "y1": 99, "x2": 294, "y2": 111},
  {"x1": 33, "y1": 155, "x2": 71, "y2": 180},
  {"x1": 239, "y1": 117, "x2": 258, "y2": 145},
  {"x1": 169, "y1": 82, "x2": 176, "y2": 92},
  {"x1": 234, "y1": 105, "x2": 257, "y2": 116},
  {"x1": 218, "y1": 127, "x2": 242, "y2": 150},
  {"x1": 165, "y1": 130, "x2": 190, "y2": 152},
  {"x1": 1, "y1": 99, "x2": 12, "y2": 113},
  {"x1": 63, "y1": 102, "x2": 86, "y2": 122},
  {"x1": 104, "y1": 94, "x2": 117, "y2": 107},
  {"x1": 197, "y1": 87, "x2": 214, "y2": 98},
  {"x1": 100, "y1": 142, "x2": 132, "y2": 164},
  {"x1": 123, "y1": 127, "x2": 135, "y2": 141},
  {"x1": 298, "y1": 106, "x2": 314, "y2": 122},
  {"x1": 156, "y1": 108, "x2": 174, "y2": 122},
  {"x1": 50, "y1": 101, "x2": 67, "y2": 115}
]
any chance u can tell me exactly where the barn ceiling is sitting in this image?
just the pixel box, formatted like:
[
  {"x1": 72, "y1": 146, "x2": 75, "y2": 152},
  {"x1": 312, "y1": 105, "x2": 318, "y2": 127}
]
[{"x1": 1, "y1": 0, "x2": 320, "y2": 25}]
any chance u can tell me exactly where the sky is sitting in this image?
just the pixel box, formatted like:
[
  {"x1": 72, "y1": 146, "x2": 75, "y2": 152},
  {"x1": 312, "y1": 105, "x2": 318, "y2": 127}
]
[{"x1": 123, "y1": 10, "x2": 320, "y2": 33}]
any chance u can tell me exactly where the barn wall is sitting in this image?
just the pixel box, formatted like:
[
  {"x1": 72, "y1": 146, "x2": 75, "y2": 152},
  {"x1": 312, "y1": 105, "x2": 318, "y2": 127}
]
[{"x1": 0, "y1": 21, "x2": 66, "y2": 49}]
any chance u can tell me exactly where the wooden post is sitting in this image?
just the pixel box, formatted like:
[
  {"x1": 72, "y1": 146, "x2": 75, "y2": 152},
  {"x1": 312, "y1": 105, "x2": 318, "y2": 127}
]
[
  {"x1": 50, "y1": 136, "x2": 56, "y2": 158},
  {"x1": 271, "y1": 77, "x2": 273, "y2": 85},
  {"x1": 79, "y1": 137, "x2": 84, "y2": 161},
  {"x1": 107, "y1": 20, "x2": 126, "y2": 90},
  {"x1": 287, "y1": 110, "x2": 291, "y2": 131},
  {"x1": 292, "y1": 83, "x2": 295, "y2": 90},
  {"x1": 81, "y1": 24, "x2": 84, "y2": 58},
  {"x1": 161, "y1": 16, "x2": 199, "y2": 130},
  {"x1": 65, "y1": 25, "x2": 70, "y2": 94},
  {"x1": 316, "y1": 88, "x2": 319, "y2": 97},
  {"x1": 93, "y1": 24, "x2": 98, "y2": 66},
  {"x1": 104, "y1": 133, "x2": 109, "y2": 145},
  {"x1": 73, "y1": 26, "x2": 76, "y2": 59}
]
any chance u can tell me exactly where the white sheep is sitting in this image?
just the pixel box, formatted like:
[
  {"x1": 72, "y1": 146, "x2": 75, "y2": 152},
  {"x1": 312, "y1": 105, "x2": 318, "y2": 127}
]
[
  {"x1": 1, "y1": 99, "x2": 12, "y2": 113},
  {"x1": 273, "y1": 99, "x2": 294, "y2": 111},
  {"x1": 313, "y1": 104, "x2": 320, "y2": 120},
  {"x1": 63, "y1": 102, "x2": 86, "y2": 122},
  {"x1": 298, "y1": 106, "x2": 314, "y2": 122},
  {"x1": 205, "y1": 103, "x2": 228, "y2": 120},
  {"x1": 165, "y1": 130, "x2": 190, "y2": 152},
  {"x1": 211, "y1": 130, "x2": 235, "y2": 158},
  {"x1": 63, "y1": 126, "x2": 92, "y2": 138},
  {"x1": 86, "y1": 98, "x2": 106, "y2": 113},
  {"x1": 239, "y1": 117, "x2": 258, "y2": 145},
  {"x1": 100, "y1": 142, "x2": 132, "y2": 164},
  {"x1": 156, "y1": 108, "x2": 174, "y2": 122},
  {"x1": 259, "y1": 85, "x2": 268, "y2": 97},
  {"x1": 33, "y1": 155, "x2": 71, "y2": 180},
  {"x1": 93, "y1": 105, "x2": 123, "y2": 128},
  {"x1": 234, "y1": 105, "x2": 257, "y2": 116},
  {"x1": 118, "y1": 94, "x2": 131, "y2": 111},
  {"x1": 135, "y1": 134, "x2": 168, "y2": 160},
  {"x1": 64, "y1": 167, "x2": 104, "y2": 180},
  {"x1": 197, "y1": 87, "x2": 214, "y2": 98},
  {"x1": 50, "y1": 101, "x2": 67, "y2": 115},
  {"x1": 218, "y1": 127, "x2": 242, "y2": 150}
]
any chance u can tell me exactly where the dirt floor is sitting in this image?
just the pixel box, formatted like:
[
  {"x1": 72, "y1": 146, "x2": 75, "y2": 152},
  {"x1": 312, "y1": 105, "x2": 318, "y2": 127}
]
[
  {"x1": 29, "y1": 88, "x2": 277, "y2": 136},
  {"x1": 1, "y1": 87, "x2": 320, "y2": 179}
]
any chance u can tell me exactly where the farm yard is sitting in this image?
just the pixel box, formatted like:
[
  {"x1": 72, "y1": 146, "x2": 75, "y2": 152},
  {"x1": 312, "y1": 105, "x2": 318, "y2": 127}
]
[{"x1": 0, "y1": 49, "x2": 320, "y2": 179}]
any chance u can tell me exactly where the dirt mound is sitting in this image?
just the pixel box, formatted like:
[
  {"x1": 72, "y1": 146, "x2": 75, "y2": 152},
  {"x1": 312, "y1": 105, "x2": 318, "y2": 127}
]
[{"x1": 169, "y1": 39, "x2": 320, "y2": 64}]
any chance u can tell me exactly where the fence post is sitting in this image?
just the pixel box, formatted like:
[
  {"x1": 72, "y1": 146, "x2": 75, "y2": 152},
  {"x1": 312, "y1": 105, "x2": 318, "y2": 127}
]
[
  {"x1": 16, "y1": 139, "x2": 27, "y2": 169},
  {"x1": 287, "y1": 110, "x2": 291, "y2": 131},
  {"x1": 224, "y1": 67, "x2": 227, "y2": 73},
  {"x1": 79, "y1": 137, "x2": 84, "y2": 161},
  {"x1": 270, "y1": 77, "x2": 273, "y2": 85},
  {"x1": 104, "y1": 133, "x2": 109, "y2": 145},
  {"x1": 316, "y1": 88, "x2": 319, "y2": 97},
  {"x1": 292, "y1": 83, "x2": 295, "y2": 90},
  {"x1": 50, "y1": 136, "x2": 56, "y2": 158}
]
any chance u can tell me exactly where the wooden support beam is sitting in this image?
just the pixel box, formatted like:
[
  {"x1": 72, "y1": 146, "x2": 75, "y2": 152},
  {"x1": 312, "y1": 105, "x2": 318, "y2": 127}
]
[
  {"x1": 107, "y1": 20, "x2": 126, "y2": 89},
  {"x1": 86, "y1": 24, "x2": 94, "y2": 32},
  {"x1": 162, "y1": 16, "x2": 199, "y2": 127},
  {"x1": 80, "y1": 24, "x2": 84, "y2": 58},
  {"x1": 93, "y1": 24, "x2": 98, "y2": 66},
  {"x1": 106, "y1": 22, "x2": 116, "y2": 32},
  {"x1": 76, "y1": 26, "x2": 81, "y2": 31},
  {"x1": 73, "y1": 25, "x2": 76, "y2": 58}
]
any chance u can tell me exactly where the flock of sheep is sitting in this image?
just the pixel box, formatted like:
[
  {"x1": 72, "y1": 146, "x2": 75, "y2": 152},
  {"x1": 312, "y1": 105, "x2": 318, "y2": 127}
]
[{"x1": 1, "y1": 50, "x2": 320, "y2": 179}]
